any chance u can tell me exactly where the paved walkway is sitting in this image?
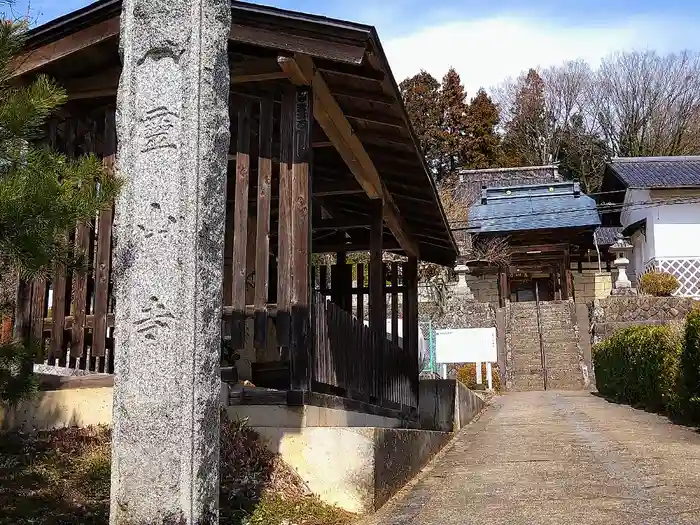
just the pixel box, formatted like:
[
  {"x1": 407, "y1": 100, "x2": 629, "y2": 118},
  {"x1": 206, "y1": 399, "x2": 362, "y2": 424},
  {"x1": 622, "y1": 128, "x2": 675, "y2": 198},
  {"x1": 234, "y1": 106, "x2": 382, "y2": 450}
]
[{"x1": 366, "y1": 391, "x2": 700, "y2": 525}]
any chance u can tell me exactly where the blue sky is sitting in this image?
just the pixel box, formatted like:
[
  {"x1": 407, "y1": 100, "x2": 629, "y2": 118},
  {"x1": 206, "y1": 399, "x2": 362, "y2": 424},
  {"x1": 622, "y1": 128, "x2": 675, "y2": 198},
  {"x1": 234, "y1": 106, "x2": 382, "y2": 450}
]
[{"x1": 11, "y1": 0, "x2": 700, "y2": 94}]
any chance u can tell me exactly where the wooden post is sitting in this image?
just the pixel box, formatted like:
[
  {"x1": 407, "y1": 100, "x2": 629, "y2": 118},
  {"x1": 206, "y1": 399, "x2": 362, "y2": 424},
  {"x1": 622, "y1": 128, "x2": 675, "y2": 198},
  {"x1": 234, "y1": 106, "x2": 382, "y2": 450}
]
[
  {"x1": 369, "y1": 199, "x2": 385, "y2": 341},
  {"x1": 561, "y1": 261, "x2": 570, "y2": 300},
  {"x1": 254, "y1": 96, "x2": 274, "y2": 349},
  {"x1": 553, "y1": 266, "x2": 561, "y2": 300},
  {"x1": 93, "y1": 108, "x2": 116, "y2": 358},
  {"x1": 331, "y1": 251, "x2": 346, "y2": 308},
  {"x1": 289, "y1": 85, "x2": 313, "y2": 391},
  {"x1": 498, "y1": 268, "x2": 509, "y2": 308},
  {"x1": 390, "y1": 261, "x2": 399, "y2": 346},
  {"x1": 405, "y1": 256, "x2": 419, "y2": 408},
  {"x1": 230, "y1": 101, "x2": 252, "y2": 349},
  {"x1": 277, "y1": 87, "x2": 295, "y2": 347}
]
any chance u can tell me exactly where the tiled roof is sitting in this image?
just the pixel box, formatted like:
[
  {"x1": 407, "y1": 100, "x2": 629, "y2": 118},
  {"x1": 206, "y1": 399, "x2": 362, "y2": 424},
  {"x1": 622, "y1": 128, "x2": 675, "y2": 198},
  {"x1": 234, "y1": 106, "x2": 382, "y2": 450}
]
[
  {"x1": 607, "y1": 156, "x2": 700, "y2": 188},
  {"x1": 468, "y1": 181, "x2": 601, "y2": 234},
  {"x1": 456, "y1": 165, "x2": 561, "y2": 206},
  {"x1": 594, "y1": 226, "x2": 623, "y2": 246}
]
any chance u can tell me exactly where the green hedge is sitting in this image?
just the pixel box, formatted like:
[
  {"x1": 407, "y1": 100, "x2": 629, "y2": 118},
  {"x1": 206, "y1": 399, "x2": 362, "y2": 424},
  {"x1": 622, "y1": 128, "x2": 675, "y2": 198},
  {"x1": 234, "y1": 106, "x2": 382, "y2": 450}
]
[
  {"x1": 678, "y1": 311, "x2": 700, "y2": 420},
  {"x1": 593, "y1": 324, "x2": 682, "y2": 411}
]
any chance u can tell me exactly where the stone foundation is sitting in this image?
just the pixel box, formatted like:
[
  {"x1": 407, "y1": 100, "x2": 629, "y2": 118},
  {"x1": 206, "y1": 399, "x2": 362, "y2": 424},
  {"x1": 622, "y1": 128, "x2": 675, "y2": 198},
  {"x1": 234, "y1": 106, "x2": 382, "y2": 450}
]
[{"x1": 256, "y1": 426, "x2": 451, "y2": 513}]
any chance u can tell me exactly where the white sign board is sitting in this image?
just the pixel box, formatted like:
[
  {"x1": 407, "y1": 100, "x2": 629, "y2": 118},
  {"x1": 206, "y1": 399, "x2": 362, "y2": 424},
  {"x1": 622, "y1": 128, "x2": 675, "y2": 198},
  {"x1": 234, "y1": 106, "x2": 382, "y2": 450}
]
[{"x1": 435, "y1": 327, "x2": 497, "y2": 364}]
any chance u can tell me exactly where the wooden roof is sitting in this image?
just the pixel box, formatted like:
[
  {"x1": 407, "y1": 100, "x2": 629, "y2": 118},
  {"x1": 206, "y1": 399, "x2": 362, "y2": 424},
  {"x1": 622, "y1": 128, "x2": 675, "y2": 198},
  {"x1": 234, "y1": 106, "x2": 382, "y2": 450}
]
[{"x1": 17, "y1": 0, "x2": 457, "y2": 266}]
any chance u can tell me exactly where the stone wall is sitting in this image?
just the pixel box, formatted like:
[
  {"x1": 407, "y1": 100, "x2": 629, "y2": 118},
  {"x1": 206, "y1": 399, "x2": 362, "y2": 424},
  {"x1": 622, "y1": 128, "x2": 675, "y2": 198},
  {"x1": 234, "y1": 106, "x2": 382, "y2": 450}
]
[
  {"x1": 418, "y1": 282, "x2": 497, "y2": 331},
  {"x1": 465, "y1": 275, "x2": 500, "y2": 306},
  {"x1": 592, "y1": 295, "x2": 698, "y2": 344}
]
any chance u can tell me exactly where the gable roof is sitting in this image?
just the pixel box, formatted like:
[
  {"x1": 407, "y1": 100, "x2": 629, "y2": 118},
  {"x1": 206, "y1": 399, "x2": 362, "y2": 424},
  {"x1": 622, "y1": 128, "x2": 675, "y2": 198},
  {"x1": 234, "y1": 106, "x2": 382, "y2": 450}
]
[
  {"x1": 20, "y1": 0, "x2": 459, "y2": 265},
  {"x1": 468, "y1": 181, "x2": 601, "y2": 234},
  {"x1": 606, "y1": 156, "x2": 700, "y2": 189}
]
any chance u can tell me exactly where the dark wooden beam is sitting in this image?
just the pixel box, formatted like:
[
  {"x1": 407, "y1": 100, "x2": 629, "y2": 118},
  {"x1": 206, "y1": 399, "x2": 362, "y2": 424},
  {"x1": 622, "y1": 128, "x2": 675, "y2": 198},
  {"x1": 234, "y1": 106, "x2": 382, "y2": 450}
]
[
  {"x1": 331, "y1": 86, "x2": 395, "y2": 106},
  {"x1": 230, "y1": 24, "x2": 366, "y2": 65},
  {"x1": 11, "y1": 17, "x2": 120, "y2": 77},
  {"x1": 357, "y1": 131, "x2": 413, "y2": 149},
  {"x1": 313, "y1": 236, "x2": 401, "y2": 253},
  {"x1": 510, "y1": 243, "x2": 570, "y2": 254},
  {"x1": 316, "y1": 62, "x2": 385, "y2": 82},
  {"x1": 247, "y1": 178, "x2": 364, "y2": 200},
  {"x1": 345, "y1": 110, "x2": 404, "y2": 129},
  {"x1": 313, "y1": 217, "x2": 371, "y2": 231}
]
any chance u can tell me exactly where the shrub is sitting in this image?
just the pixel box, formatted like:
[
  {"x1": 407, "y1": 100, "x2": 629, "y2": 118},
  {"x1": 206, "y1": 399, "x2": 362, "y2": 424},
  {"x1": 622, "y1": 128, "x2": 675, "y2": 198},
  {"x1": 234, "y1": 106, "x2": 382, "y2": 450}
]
[
  {"x1": 0, "y1": 340, "x2": 38, "y2": 404},
  {"x1": 677, "y1": 310, "x2": 700, "y2": 421},
  {"x1": 593, "y1": 324, "x2": 682, "y2": 411},
  {"x1": 456, "y1": 362, "x2": 502, "y2": 392},
  {"x1": 639, "y1": 270, "x2": 680, "y2": 296}
]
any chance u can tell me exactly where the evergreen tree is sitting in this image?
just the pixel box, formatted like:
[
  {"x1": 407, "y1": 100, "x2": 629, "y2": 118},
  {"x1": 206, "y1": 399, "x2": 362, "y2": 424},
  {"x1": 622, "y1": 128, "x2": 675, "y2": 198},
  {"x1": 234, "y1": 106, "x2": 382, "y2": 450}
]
[
  {"x1": 402, "y1": 70, "x2": 504, "y2": 177},
  {"x1": 399, "y1": 71, "x2": 442, "y2": 174},
  {"x1": 0, "y1": 18, "x2": 120, "y2": 402},
  {"x1": 464, "y1": 89, "x2": 501, "y2": 169},
  {"x1": 438, "y1": 68, "x2": 469, "y2": 174}
]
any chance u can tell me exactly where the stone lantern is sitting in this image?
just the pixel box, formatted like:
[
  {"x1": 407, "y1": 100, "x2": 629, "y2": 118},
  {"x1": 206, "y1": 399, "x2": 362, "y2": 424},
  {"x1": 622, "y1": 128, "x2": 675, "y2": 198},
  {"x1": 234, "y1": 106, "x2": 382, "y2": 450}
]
[
  {"x1": 454, "y1": 263, "x2": 475, "y2": 299},
  {"x1": 609, "y1": 234, "x2": 636, "y2": 295}
]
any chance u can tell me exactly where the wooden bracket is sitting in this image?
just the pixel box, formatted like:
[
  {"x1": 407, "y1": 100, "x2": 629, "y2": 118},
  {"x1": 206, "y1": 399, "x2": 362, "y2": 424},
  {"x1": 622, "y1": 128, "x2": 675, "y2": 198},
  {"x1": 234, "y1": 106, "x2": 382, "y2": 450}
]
[{"x1": 278, "y1": 54, "x2": 419, "y2": 258}]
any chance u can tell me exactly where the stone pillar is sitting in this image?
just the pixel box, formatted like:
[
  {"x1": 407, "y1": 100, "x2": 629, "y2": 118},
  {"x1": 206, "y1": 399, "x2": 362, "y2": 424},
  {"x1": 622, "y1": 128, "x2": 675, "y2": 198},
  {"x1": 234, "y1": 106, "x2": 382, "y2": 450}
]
[{"x1": 110, "y1": 0, "x2": 230, "y2": 523}]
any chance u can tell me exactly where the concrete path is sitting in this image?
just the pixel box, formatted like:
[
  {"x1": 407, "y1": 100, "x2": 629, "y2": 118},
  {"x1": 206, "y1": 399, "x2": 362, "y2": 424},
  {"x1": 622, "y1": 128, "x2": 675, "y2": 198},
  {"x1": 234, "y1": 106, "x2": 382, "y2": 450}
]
[{"x1": 364, "y1": 391, "x2": 700, "y2": 525}]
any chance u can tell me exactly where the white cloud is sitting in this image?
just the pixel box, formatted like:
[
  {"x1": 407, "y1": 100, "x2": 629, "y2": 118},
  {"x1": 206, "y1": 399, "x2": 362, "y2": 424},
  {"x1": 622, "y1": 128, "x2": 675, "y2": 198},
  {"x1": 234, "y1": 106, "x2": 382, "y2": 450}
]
[{"x1": 382, "y1": 14, "x2": 694, "y2": 97}]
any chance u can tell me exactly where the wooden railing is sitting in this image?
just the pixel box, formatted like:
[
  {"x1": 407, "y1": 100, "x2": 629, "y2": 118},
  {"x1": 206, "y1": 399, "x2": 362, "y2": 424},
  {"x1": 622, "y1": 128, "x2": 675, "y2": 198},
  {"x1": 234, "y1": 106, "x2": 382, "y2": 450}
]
[{"x1": 312, "y1": 293, "x2": 418, "y2": 411}]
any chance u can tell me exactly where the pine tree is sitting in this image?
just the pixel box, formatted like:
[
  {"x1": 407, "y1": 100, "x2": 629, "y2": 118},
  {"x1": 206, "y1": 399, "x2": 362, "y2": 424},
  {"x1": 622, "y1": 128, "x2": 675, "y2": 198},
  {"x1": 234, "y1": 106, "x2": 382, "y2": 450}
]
[
  {"x1": 464, "y1": 89, "x2": 501, "y2": 169},
  {"x1": 0, "y1": 18, "x2": 120, "y2": 402},
  {"x1": 438, "y1": 68, "x2": 469, "y2": 174},
  {"x1": 399, "y1": 71, "x2": 442, "y2": 173}
]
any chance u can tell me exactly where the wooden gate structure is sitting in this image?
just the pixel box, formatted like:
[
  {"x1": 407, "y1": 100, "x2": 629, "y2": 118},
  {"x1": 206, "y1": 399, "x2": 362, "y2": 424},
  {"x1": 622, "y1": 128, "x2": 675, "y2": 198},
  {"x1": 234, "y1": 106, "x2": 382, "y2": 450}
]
[{"x1": 10, "y1": 1, "x2": 457, "y2": 415}]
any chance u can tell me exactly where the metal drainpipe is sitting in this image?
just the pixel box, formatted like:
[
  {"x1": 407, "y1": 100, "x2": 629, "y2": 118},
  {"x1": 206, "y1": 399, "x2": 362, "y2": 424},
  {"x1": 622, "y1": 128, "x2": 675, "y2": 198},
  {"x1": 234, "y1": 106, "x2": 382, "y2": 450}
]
[
  {"x1": 535, "y1": 280, "x2": 547, "y2": 391},
  {"x1": 593, "y1": 230, "x2": 602, "y2": 273}
]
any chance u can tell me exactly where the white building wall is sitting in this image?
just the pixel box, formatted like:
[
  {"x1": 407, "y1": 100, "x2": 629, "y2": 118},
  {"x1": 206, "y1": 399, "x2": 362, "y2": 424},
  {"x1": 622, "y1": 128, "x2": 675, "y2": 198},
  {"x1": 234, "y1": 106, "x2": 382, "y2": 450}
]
[
  {"x1": 651, "y1": 201, "x2": 700, "y2": 258},
  {"x1": 622, "y1": 188, "x2": 700, "y2": 296}
]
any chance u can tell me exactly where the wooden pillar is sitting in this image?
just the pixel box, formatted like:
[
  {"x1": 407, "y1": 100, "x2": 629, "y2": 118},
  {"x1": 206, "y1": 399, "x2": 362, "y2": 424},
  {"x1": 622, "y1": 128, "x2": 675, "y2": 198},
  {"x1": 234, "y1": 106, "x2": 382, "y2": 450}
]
[
  {"x1": 289, "y1": 85, "x2": 313, "y2": 391},
  {"x1": 230, "y1": 101, "x2": 251, "y2": 349},
  {"x1": 332, "y1": 251, "x2": 350, "y2": 311},
  {"x1": 92, "y1": 108, "x2": 115, "y2": 359},
  {"x1": 561, "y1": 260, "x2": 570, "y2": 300},
  {"x1": 254, "y1": 96, "x2": 274, "y2": 349},
  {"x1": 369, "y1": 200, "x2": 386, "y2": 340},
  {"x1": 277, "y1": 87, "x2": 294, "y2": 348},
  {"x1": 405, "y1": 256, "x2": 419, "y2": 407},
  {"x1": 498, "y1": 268, "x2": 509, "y2": 307}
]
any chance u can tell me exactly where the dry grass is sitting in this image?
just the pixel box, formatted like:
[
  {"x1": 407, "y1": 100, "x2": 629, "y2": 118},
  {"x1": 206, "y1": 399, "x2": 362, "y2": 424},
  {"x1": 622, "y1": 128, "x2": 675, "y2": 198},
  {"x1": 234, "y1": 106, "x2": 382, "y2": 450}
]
[
  {"x1": 0, "y1": 417, "x2": 356, "y2": 525},
  {"x1": 0, "y1": 426, "x2": 111, "y2": 525}
]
